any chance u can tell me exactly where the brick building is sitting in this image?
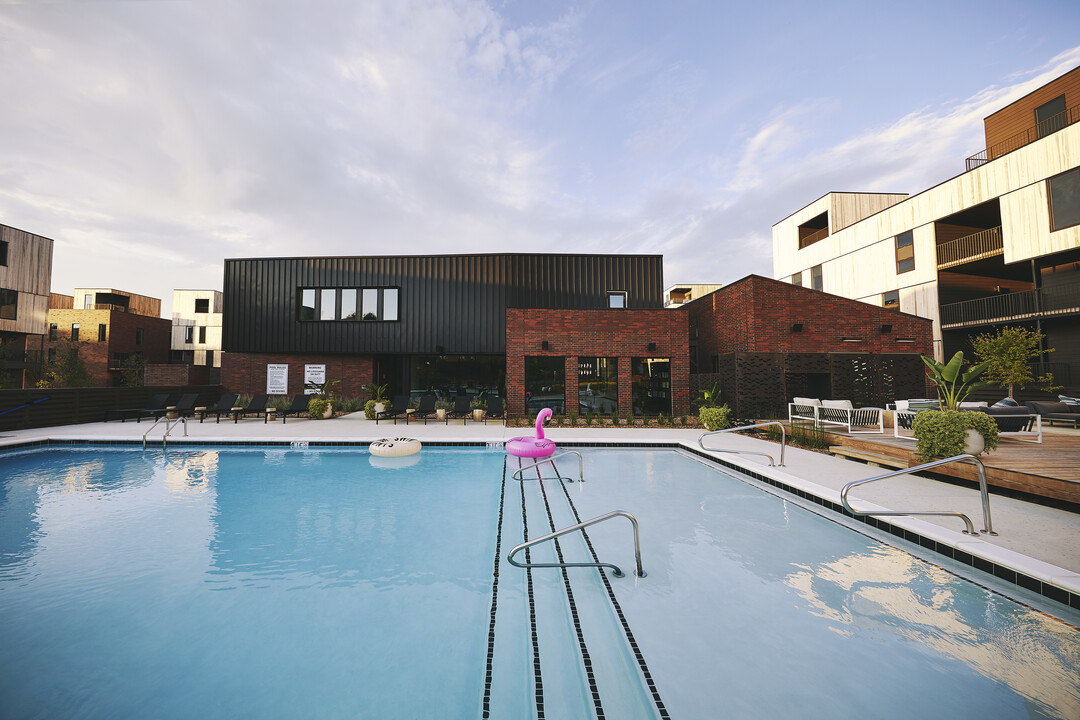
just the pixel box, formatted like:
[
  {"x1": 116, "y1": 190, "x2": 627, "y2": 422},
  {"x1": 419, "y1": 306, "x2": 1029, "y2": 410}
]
[{"x1": 45, "y1": 289, "x2": 171, "y2": 386}]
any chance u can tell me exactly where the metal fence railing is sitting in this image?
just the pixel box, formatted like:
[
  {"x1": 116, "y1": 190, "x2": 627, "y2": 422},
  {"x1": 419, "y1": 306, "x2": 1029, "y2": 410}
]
[
  {"x1": 936, "y1": 226, "x2": 1003, "y2": 269},
  {"x1": 940, "y1": 284, "x2": 1080, "y2": 328},
  {"x1": 965, "y1": 104, "x2": 1080, "y2": 171}
]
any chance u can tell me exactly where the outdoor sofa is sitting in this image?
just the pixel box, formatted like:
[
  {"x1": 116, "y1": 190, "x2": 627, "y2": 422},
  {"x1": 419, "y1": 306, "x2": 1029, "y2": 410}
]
[
  {"x1": 1024, "y1": 401, "x2": 1080, "y2": 429},
  {"x1": 788, "y1": 397, "x2": 884, "y2": 434}
]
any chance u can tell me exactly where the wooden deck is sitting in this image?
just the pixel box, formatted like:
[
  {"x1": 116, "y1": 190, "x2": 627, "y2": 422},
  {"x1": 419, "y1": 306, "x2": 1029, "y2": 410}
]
[{"x1": 813, "y1": 427, "x2": 1080, "y2": 506}]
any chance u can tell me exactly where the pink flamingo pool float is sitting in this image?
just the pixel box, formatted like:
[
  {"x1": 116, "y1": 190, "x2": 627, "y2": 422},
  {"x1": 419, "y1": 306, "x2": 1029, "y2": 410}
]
[{"x1": 506, "y1": 408, "x2": 556, "y2": 459}]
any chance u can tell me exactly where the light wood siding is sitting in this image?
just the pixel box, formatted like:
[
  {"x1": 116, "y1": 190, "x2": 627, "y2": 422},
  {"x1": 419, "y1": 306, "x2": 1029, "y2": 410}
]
[
  {"x1": 984, "y1": 66, "x2": 1080, "y2": 157},
  {"x1": 73, "y1": 288, "x2": 162, "y2": 318},
  {"x1": 0, "y1": 224, "x2": 54, "y2": 335},
  {"x1": 830, "y1": 192, "x2": 909, "y2": 232}
]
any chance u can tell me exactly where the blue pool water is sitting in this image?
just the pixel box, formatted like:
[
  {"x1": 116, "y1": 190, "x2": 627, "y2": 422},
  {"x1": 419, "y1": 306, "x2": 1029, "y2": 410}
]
[{"x1": 1, "y1": 446, "x2": 1078, "y2": 719}]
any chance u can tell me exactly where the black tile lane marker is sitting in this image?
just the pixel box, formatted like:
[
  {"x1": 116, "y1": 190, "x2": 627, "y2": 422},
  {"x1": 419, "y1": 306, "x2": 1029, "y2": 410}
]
[
  {"x1": 550, "y1": 459, "x2": 671, "y2": 720},
  {"x1": 480, "y1": 461, "x2": 508, "y2": 719},
  {"x1": 533, "y1": 464, "x2": 606, "y2": 720},
  {"x1": 519, "y1": 458, "x2": 546, "y2": 719}
]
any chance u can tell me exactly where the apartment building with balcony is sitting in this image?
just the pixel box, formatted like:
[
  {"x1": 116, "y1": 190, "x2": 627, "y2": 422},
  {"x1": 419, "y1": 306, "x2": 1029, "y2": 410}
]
[
  {"x1": 773, "y1": 65, "x2": 1080, "y2": 391},
  {"x1": 0, "y1": 224, "x2": 53, "y2": 388},
  {"x1": 663, "y1": 283, "x2": 722, "y2": 308},
  {"x1": 170, "y1": 289, "x2": 223, "y2": 369},
  {"x1": 45, "y1": 288, "x2": 171, "y2": 386}
]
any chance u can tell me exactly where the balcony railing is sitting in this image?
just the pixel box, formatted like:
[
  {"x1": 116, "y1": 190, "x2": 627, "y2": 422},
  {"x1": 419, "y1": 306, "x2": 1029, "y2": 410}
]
[
  {"x1": 965, "y1": 104, "x2": 1080, "y2": 171},
  {"x1": 936, "y1": 226, "x2": 1003, "y2": 269},
  {"x1": 798, "y1": 226, "x2": 829, "y2": 249},
  {"x1": 940, "y1": 284, "x2": 1080, "y2": 328},
  {"x1": 91, "y1": 304, "x2": 129, "y2": 312}
]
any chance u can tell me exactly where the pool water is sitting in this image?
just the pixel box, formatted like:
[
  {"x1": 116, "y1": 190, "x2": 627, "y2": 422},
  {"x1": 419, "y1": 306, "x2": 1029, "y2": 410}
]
[{"x1": 1, "y1": 446, "x2": 1078, "y2": 719}]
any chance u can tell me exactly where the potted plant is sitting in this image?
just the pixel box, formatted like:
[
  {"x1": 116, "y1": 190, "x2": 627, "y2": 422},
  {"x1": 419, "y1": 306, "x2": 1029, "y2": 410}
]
[
  {"x1": 365, "y1": 383, "x2": 390, "y2": 414},
  {"x1": 471, "y1": 397, "x2": 486, "y2": 422},
  {"x1": 435, "y1": 398, "x2": 452, "y2": 422},
  {"x1": 305, "y1": 378, "x2": 340, "y2": 419},
  {"x1": 699, "y1": 404, "x2": 732, "y2": 431},
  {"x1": 913, "y1": 351, "x2": 998, "y2": 459}
]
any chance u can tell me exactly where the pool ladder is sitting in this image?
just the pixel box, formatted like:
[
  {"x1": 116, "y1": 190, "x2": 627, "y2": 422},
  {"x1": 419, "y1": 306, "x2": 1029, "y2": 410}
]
[
  {"x1": 841, "y1": 454, "x2": 996, "y2": 535},
  {"x1": 142, "y1": 415, "x2": 187, "y2": 449},
  {"x1": 509, "y1": 450, "x2": 584, "y2": 482},
  {"x1": 698, "y1": 422, "x2": 787, "y2": 466}
]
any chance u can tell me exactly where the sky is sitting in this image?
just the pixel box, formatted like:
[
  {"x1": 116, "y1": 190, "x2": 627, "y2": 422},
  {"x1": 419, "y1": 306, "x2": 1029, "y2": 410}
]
[{"x1": 2, "y1": 0, "x2": 1080, "y2": 318}]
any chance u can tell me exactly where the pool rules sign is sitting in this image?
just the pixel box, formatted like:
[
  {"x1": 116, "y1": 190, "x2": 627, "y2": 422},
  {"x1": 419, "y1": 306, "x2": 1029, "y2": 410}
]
[{"x1": 266, "y1": 364, "x2": 289, "y2": 395}]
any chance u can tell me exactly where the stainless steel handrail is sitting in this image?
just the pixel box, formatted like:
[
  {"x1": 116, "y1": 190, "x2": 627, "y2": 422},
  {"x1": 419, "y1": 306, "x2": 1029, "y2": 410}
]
[
  {"x1": 698, "y1": 422, "x2": 786, "y2": 466},
  {"x1": 507, "y1": 510, "x2": 646, "y2": 578},
  {"x1": 840, "y1": 454, "x2": 996, "y2": 536},
  {"x1": 509, "y1": 450, "x2": 585, "y2": 482},
  {"x1": 142, "y1": 415, "x2": 188, "y2": 449}
]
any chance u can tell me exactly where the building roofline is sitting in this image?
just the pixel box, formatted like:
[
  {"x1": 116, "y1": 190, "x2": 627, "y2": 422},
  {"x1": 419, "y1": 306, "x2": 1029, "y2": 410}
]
[
  {"x1": 983, "y1": 64, "x2": 1080, "y2": 122},
  {"x1": 771, "y1": 191, "x2": 910, "y2": 227},
  {"x1": 224, "y1": 252, "x2": 664, "y2": 263}
]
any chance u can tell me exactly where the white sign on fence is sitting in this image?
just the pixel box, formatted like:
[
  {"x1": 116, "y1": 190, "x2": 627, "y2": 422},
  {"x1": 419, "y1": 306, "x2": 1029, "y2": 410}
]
[
  {"x1": 266, "y1": 364, "x2": 289, "y2": 395},
  {"x1": 304, "y1": 364, "x2": 326, "y2": 394}
]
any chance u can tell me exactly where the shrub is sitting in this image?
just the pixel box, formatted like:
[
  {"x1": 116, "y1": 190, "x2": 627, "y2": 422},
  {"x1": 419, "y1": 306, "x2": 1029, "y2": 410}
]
[
  {"x1": 364, "y1": 399, "x2": 377, "y2": 419},
  {"x1": 337, "y1": 396, "x2": 363, "y2": 413},
  {"x1": 308, "y1": 397, "x2": 330, "y2": 419},
  {"x1": 699, "y1": 405, "x2": 732, "y2": 431},
  {"x1": 268, "y1": 395, "x2": 292, "y2": 412},
  {"x1": 912, "y1": 409, "x2": 999, "y2": 462}
]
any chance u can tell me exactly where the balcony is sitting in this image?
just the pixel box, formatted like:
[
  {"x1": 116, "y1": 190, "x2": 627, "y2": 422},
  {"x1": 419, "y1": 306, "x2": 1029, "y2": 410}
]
[
  {"x1": 939, "y1": 284, "x2": 1080, "y2": 329},
  {"x1": 936, "y1": 226, "x2": 1003, "y2": 269},
  {"x1": 965, "y1": 103, "x2": 1080, "y2": 171}
]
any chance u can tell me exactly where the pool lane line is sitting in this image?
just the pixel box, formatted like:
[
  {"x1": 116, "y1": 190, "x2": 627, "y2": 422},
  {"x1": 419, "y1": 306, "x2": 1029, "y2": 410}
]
[
  {"x1": 481, "y1": 461, "x2": 509, "y2": 719},
  {"x1": 534, "y1": 464, "x2": 607, "y2": 720},
  {"x1": 518, "y1": 458, "x2": 546, "y2": 719},
  {"x1": 550, "y1": 459, "x2": 671, "y2": 720}
]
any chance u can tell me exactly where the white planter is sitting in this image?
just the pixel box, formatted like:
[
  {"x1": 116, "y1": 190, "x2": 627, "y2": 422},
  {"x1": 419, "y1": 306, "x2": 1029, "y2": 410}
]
[
  {"x1": 322, "y1": 403, "x2": 334, "y2": 419},
  {"x1": 963, "y1": 428, "x2": 985, "y2": 455},
  {"x1": 374, "y1": 402, "x2": 386, "y2": 414},
  {"x1": 436, "y1": 408, "x2": 447, "y2": 421}
]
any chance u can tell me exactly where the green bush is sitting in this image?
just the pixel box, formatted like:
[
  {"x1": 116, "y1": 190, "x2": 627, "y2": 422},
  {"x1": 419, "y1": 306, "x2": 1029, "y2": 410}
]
[
  {"x1": 912, "y1": 409, "x2": 999, "y2": 462},
  {"x1": 364, "y1": 399, "x2": 377, "y2": 420},
  {"x1": 308, "y1": 397, "x2": 330, "y2": 419},
  {"x1": 699, "y1": 405, "x2": 732, "y2": 431}
]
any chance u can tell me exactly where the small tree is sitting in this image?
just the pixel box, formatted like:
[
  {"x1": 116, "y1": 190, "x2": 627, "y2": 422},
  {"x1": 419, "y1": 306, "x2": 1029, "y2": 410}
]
[
  {"x1": 971, "y1": 326, "x2": 1055, "y2": 399},
  {"x1": 921, "y1": 351, "x2": 990, "y2": 411},
  {"x1": 40, "y1": 339, "x2": 95, "y2": 388},
  {"x1": 120, "y1": 353, "x2": 146, "y2": 387}
]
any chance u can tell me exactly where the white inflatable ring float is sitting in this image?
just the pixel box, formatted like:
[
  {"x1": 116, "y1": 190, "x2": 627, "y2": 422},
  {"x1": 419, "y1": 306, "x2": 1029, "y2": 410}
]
[{"x1": 369, "y1": 437, "x2": 421, "y2": 457}]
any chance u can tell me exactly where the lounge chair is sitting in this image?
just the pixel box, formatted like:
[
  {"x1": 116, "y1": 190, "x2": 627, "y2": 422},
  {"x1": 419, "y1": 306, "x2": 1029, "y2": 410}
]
[
  {"x1": 196, "y1": 393, "x2": 239, "y2": 423},
  {"x1": 788, "y1": 397, "x2": 883, "y2": 434},
  {"x1": 483, "y1": 396, "x2": 504, "y2": 424},
  {"x1": 169, "y1": 393, "x2": 201, "y2": 419},
  {"x1": 278, "y1": 394, "x2": 311, "y2": 423},
  {"x1": 376, "y1": 396, "x2": 409, "y2": 424},
  {"x1": 409, "y1": 395, "x2": 437, "y2": 424},
  {"x1": 447, "y1": 395, "x2": 472, "y2": 423},
  {"x1": 105, "y1": 393, "x2": 169, "y2": 423},
  {"x1": 1025, "y1": 401, "x2": 1080, "y2": 429},
  {"x1": 231, "y1": 394, "x2": 269, "y2": 422}
]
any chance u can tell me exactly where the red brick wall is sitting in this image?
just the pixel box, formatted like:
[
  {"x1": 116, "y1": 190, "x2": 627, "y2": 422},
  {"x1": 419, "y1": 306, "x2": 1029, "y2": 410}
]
[
  {"x1": 687, "y1": 276, "x2": 934, "y2": 362},
  {"x1": 144, "y1": 364, "x2": 212, "y2": 386},
  {"x1": 506, "y1": 308, "x2": 689, "y2": 417},
  {"x1": 43, "y1": 309, "x2": 170, "y2": 386},
  {"x1": 220, "y1": 352, "x2": 374, "y2": 397}
]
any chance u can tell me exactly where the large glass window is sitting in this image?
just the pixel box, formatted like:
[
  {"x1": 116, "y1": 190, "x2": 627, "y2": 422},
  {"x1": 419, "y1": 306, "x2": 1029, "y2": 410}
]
[
  {"x1": 0, "y1": 289, "x2": 16, "y2": 320},
  {"x1": 1049, "y1": 168, "x2": 1080, "y2": 231},
  {"x1": 361, "y1": 288, "x2": 379, "y2": 320},
  {"x1": 320, "y1": 289, "x2": 337, "y2": 320},
  {"x1": 811, "y1": 265, "x2": 823, "y2": 291},
  {"x1": 408, "y1": 354, "x2": 504, "y2": 403},
  {"x1": 525, "y1": 356, "x2": 565, "y2": 414},
  {"x1": 578, "y1": 357, "x2": 617, "y2": 414},
  {"x1": 84, "y1": 294, "x2": 92, "y2": 310},
  {"x1": 299, "y1": 289, "x2": 316, "y2": 321},
  {"x1": 298, "y1": 287, "x2": 399, "y2": 321},
  {"x1": 631, "y1": 357, "x2": 670, "y2": 416},
  {"x1": 895, "y1": 231, "x2": 915, "y2": 273},
  {"x1": 341, "y1": 289, "x2": 357, "y2": 320},
  {"x1": 383, "y1": 288, "x2": 399, "y2": 321},
  {"x1": 791, "y1": 272, "x2": 802, "y2": 287},
  {"x1": 194, "y1": 298, "x2": 209, "y2": 313},
  {"x1": 1035, "y1": 95, "x2": 1066, "y2": 139},
  {"x1": 185, "y1": 326, "x2": 194, "y2": 344}
]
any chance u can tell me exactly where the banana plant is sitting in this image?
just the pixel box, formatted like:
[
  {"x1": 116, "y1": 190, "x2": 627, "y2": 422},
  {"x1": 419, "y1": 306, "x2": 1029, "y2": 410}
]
[
  {"x1": 921, "y1": 351, "x2": 991, "y2": 411},
  {"x1": 698, "y1": 382, "x2": 721, "y2": 408}
]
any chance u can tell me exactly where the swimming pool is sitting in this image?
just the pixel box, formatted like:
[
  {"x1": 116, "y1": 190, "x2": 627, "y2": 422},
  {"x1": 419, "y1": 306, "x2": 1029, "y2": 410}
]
[{"x1": 1, "y1": 446, "x2": 1078, "y2": 719}]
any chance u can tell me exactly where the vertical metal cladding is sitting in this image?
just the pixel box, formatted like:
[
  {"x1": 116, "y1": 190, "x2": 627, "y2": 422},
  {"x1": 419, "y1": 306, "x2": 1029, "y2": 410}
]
[{"x1": 222, "y1": 253, "x2": 663, "y2": 354}]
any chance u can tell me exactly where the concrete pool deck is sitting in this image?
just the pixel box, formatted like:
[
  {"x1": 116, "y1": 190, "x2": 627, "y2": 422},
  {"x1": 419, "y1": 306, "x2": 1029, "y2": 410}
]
[{"x1": 3, "y1": 412, "x2": 1078, "y2": 609}]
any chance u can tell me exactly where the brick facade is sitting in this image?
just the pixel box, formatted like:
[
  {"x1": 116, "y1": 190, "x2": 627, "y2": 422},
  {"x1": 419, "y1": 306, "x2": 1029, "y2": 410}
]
[
  {"x1": 506, "y1": 308, "x2": 689, "y2": 417},
  {"x1": 221, "y1": 352, "x2": 374, "y2": 398},
  {"x1": 44, "y1": 309, "x2": 171, "y2": 386},
  {"x1": 144, "y1": 363, "x2": 213, "y2": 387}
]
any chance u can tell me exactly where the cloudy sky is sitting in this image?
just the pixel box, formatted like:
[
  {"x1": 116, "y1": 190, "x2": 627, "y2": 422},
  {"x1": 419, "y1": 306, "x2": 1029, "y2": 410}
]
[{"x1": 2, "y1": 0, "x2": 1079, "y2": 317}]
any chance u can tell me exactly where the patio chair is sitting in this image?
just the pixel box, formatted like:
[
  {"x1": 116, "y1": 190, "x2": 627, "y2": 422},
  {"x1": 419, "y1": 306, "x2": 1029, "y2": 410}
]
[
  {"x1": 196, "y1": 393, "x2": 238, "y2": 423},
  {"x1": 105, "y1": 393, "x2": 169, "y2": 423},
  {"x1": 483, "y1": 396, "x2": 504, "y2": 424},
  {"x1": 231, "y1": 394, "x2": 269, "y2": 423},
  {"x1": 409, "y1": 395, "x2": 437, "y2": 424},
  {"x1": 278, "y1": 394, "x2": 311, "y2": 423},
  {"x1": 376, "y1": 396, "x2": 409, "y2": 424},
  {"x1": 170, "y1": 393, "x2": 201, "y2": 419},
  {"x1": 447, "y1": 395, "x2": 472, "y2": 423}
]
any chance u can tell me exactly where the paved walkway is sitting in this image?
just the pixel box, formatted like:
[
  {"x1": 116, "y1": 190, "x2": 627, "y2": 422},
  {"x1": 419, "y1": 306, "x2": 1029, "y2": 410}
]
[{"x1": 3, "y1": 413, "x2": 1078, "y2": 606}]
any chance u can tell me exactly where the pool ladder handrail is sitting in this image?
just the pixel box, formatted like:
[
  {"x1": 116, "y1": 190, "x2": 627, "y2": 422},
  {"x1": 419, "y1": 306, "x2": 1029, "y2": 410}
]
[
  {"x1": 142, "y1": 415, "x2": 188, "y2": 449},
  {"x1": 698, "y1": 422, "x2": 786, "y2": 466},
  {"x1": 509, "y1": 450, "x2": 585, "y2": 482},
  {"x1": 507, "y1": 510, "x2": 646, "y2": 578},
  {"x1": 840, "y1": 454, "x2": 996, "y2": 536}
]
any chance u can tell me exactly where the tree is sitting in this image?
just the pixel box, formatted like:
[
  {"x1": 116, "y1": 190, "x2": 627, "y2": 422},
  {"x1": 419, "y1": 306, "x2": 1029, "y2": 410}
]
[
  {"x1": 39, "y1": 339, "x2": 95, "y2": 388},
  {"x1": 971, "y1": 326, "x2": 1054, "y2": 399},
  {"x1": 921, "y1": 351, "x2": 991, "y2": 411},
  {"x1": 120, "y1": 353, "x2": 146, "y2": 387}
]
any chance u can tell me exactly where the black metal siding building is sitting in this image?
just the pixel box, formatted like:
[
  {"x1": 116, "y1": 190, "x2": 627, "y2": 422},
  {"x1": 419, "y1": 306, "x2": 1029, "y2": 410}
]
[{"x1": 222, "y1": 253, "x2": 663, "y2": 355}]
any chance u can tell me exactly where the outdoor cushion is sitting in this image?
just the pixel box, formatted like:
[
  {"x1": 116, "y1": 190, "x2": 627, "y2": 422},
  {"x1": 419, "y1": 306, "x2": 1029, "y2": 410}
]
[
  {"x1": 907, "y1": 399, "x2": 940, "y2": 410},
  {"x1": 1027, "y1": 401, "x2": 1072, "y2": 415},
  {"x1": 821, "y1": 399, "x2": 853, "y2": 410},
  {"x1": 958, "y1": 401, "x2": 989, "y2": 409},
  {"x1": 792, "y1": 397, "x2": 821, "y2": 406},
  {"x1": 993, "y1": 397, "x2": 1019, "y2": 407},
  {"x1": 1059, "y1": 394, "x2": 1080, "y2": 404}
]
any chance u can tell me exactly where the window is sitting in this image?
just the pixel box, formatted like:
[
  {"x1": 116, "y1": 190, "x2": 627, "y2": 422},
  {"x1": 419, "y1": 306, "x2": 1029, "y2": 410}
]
[
  {"x1": 1035, "y1": 95, "x2": 1066, "y2": 139},
  {"x1": 71, "y1": 323, "x2": 79, "y2": 341},
  {"x1": 607, "y1": 291, "x2": 627, "y2": 309},
  {"x1": 811, "y1": 265, "x2": 823, "y2": 291},
  {"x1": 578, "y1": 357, "x2": 618, "y2": 414},
  {"x1": 791, "y1": 272, "x2": 802, "y2": 287},
  {"x1": 194, "y1": 298, "x2": 209, "y2": 313},
  {"x1": 198, "y1": 326, "x2": 206, "y2": 343},
  {"x1": 0, "y1": 240, "x2": 7, "y2": 266},
  {"x1": 525, "y1": 356, "x2": 565, "y2": 414},
  {"x1": 136, "y1": 328, "x2": 144, "y2": 345},
  {"x1": 98, "y1": 324, "x2": 107, "y2": 342},
  {"x1": 185, "y1": 326, "x2": 194, "y2": 344},
  {"x1": 48, "y1": 348, "x2": 56, "y2": 363},
  {"x1": 631, "y1": 357, "x2": 671, "y2": 416},
  {"x1": 797, "y1": 211, "x2": 829, "y2": 249},
  {"x1": 1049, "y1": 168, "x2": 1080, "y2": 231},
  {"x1": 0, "y1": 289, "x2": 17, "y2": 320},
  {"x1": 49, "y1": 323, "x2": 57, "y2": 341},
  {"x1": 298, "y1": 287, "x2": 400, "y2": 321},
  {"x1": 84, "y1": 294, "x2": 93, "y2": 309},
  {"x1": 882, "y1": 290, "x2": 899, "y2": 309},
  {"x1": 895, "y1": 231, "x2": 915, "y2": 273}
]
